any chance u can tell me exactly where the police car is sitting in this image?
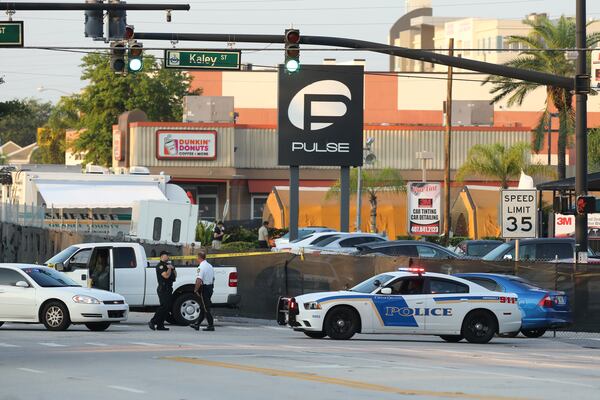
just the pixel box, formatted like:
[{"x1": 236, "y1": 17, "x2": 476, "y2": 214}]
[{"x1": 277, "y1": 268, "x2": 521, "y2": 344}]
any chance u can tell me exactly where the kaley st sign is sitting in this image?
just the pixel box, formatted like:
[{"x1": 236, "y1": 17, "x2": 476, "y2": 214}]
[
  {"x1": 408, "y1": 182, "x2": 442, "y2": 236},
  {"x1": 278, "y1": 65, "x2": 364, "y2": 166},
  {"x1": 156, "y1": 130, "x2": 217, "y2": 160}
]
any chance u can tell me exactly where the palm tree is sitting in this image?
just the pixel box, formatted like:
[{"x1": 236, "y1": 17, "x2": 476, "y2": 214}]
[
  {"x1": 484, "y1": 15, "x2": 600, "y2": 180},
  {"x1": 0, "y1": 152, "x2": 7, "y2": 165},
  {"x1": 328, "y1": 168, "x2": 405, "y2": 233},
  {"x1": 456, "y1": 142, "x2": 555, "y2": 189}
]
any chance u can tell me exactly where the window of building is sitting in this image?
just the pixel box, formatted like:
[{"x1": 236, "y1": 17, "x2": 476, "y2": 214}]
[
  {"x1": 197, "y1": 195, "x2": 218, "y2": 221},
  {"x1": 496, "y1": 35, "x2": 504, "y2": 50},
  {"x1": 113, "y1": 247, "x2": 137, "y2": 269},
  {"x1": 172, "y1": 219, "x2": 182, "y2": 243},
  {"x1": 251, "y1": 195, "x2": 268, "y2": 220},
  {"x1": 153, "y1": 217, "x2": 162, "y2": 241}
]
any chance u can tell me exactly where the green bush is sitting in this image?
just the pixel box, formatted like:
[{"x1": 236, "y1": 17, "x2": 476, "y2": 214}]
[
  {"x1": 220, "y1": 241, "x2": 258, "y2": 252},
  {"x1": 224, "y1": 226, "x2": 256, "y2": 243},
  {"x1": 196, "y1": 222, "x2": 215, "y2": 245}
]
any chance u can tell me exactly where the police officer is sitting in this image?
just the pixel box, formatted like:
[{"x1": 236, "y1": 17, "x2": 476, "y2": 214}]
[
  {"x1": 149, "y1": 250, "x2": 176, "y2": 331},
  {"x1": 190, "y1": 250, "x2": 215, "y2": 331}
]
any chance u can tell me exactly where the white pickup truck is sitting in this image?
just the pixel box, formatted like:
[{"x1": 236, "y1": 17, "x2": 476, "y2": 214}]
[{"x1": 45, "y1": 243, "x2": 240, "y2": 325}]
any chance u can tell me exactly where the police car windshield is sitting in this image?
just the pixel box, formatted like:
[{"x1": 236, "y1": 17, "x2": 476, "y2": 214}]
[
  {"x1": 350, "y1": 274, "x2": 394, "y2": 293},
  {"x1": 23, "y1": 267, "x2": 81, "y2": 287},
  {"x1": 482, "y1": 243, "x2": 512, "y2": 260}
]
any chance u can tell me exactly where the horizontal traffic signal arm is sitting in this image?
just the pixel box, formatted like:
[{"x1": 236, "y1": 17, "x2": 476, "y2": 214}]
[
  {"x1": 135, "y1": 32, "x2": 574, "y2": 90},
  {"x1": 0, "y1": 2, "x2": 189, "y2": 11}
]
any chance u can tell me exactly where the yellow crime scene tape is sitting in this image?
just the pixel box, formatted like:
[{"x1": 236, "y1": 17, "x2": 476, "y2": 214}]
[{"x1": 147, "y1": 251, "x2": 284, "y2": 261}]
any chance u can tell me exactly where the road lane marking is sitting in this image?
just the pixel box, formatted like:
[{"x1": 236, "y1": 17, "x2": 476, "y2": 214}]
[
  {"x1": 162, "y1": 356, "x2": 532, "y2": 400},
  {"x1": 17, "y1": 368, "x2": 44, "y2": 374},
  {"x1": 229, "y1": 326, "x2": 253, "y2": 330},
  {"x1": 38, "y1": 342, "x2": 66, "y2": 347},
  {"x1": 263, "y1": 326, "x2": 288, "y2": 331},
  {"x1": 0, "y1": 343, "x2": 20, "y2": 348},
  {"x1": 108, "y1": 385, "x2": 145, "y2": 394}
]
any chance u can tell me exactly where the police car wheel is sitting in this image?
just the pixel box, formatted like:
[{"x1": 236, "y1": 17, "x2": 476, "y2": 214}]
[
  {"x1": 521, "y1": 328, "x2": 547, "y2": 338},
  {"x1": 439, "y1": 335, "x2": 463, "y2": 343},
  {"x1": 42, "y1": 301, "x2": 71, "y2": 331},
  {"x1": 304, "y1": 331, "x2": 327, "y2": 339},
  {"x1": 498, "y1": 331, "x2": 519, "y2": 338},
  {"x1": 85, "y1": 322, "x2": 111, "y2": 331},
  {"x1": 172, "y1": 293, "x2": 201, "y2": 326},
  {"x1": 461, "y1": 310, "x2": 497, "y2": 344},
  {"x1": 324, "y1": 306, "x2": 359, "y2": 340}
]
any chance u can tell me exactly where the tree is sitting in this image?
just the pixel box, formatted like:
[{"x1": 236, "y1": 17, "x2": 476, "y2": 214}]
[
  {"x1": 65, "y1": 52, "x2": 199, "y2": 166},
  {"x1": 0, "y1": 98, "x2": 53, "y2": 146},
  {"x1": 588, "y1": 128, "x2": 600, "y2": 173},
  {"x1": 329, "y1": 168, "x2": 405, "y2": 233},
  {"x1": 456, "y1": 142, "x2": 555, "y2": 189},
  {"x1": 484, "y1": 15, "x2": 600, "y2": 180},
  {"x1": 34, "y1": 96, "x2": 79, "y2": 164}
]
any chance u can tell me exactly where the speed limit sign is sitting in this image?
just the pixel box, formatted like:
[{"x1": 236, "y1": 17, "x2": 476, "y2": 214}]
[{"x1": 501, "y1": 189, "x2": 537, "y2": 238}]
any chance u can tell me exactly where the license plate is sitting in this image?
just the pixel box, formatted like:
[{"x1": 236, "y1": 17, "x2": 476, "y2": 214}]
[{"x1": 555, "y1": 296, "x2": 566, "y2": 305}]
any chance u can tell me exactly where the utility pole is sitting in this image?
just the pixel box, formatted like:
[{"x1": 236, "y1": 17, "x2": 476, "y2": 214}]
[
  {"x1": 443, "y1": 38, "x2": 454, "y2": 245},
  {"x1": 575, "y1": 0, "x2": 589, "y2": 261}
]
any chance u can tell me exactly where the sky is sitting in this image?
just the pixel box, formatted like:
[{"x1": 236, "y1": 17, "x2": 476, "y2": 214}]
[{"x1": 1, "y1": 0, "x2": 600, "y2": 103}]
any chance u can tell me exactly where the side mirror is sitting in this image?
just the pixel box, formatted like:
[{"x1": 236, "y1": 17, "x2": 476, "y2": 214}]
[
  {"x1": 380, "y1": 287, "x2": 392, "y2": 295},
  {"x1": 15, "y1": 281, "x2": 29, "y2": 288},
  {"x1": 55, "y1": 262, "x2": 66, "y2": 272},
  {"x1": 503, "y1": 254, "x2": 513, "y2": 261}
]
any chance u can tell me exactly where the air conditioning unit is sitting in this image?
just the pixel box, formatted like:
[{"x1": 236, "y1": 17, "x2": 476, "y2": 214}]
[
  {"x1": 129, "y1": 166, "x2": 151, "y2": 175},
  {"x1": 183, "y1": 96, "x2": 235, "y2": 123},
  {"x1": 85, "y1": 164, "x2": 109, "y2": 174},
  {"x1": 443, "y1": 100, "x2": 494, "y2": 126}
]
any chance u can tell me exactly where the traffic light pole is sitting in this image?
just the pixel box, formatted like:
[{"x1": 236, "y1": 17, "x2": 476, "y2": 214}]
[
  {"x1": 575, "y1": 0, "x2": 589, "y2": 259},
  {"x1": 0, "y1": 2, "x2": 189, "y2": 11}
]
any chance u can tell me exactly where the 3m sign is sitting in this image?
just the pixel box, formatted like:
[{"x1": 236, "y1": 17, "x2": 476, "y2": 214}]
[{"x1": 156, "y1": 130, "x2": 217, "y2": 160}]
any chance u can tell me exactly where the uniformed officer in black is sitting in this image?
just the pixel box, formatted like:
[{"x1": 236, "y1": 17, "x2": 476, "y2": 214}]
[{"x1": 149, "y1": 251, "x2": 176, "y2": 331}]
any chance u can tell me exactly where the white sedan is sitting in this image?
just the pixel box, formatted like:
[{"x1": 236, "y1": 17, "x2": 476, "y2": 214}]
[
  {"x1": 0, "y1": 264, "x2": 129, "y2": 331},
  {"x1": 277, "y1": 268, "x2": 522, "y2": 344}
]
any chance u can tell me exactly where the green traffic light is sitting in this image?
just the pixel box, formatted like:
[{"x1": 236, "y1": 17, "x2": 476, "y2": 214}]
[
  {"x1": 286, "y1": 59, "x2": 300, "y2": 73},
  {"x1": 128, "y1": 58, "x2": 143, "y2": 72}
]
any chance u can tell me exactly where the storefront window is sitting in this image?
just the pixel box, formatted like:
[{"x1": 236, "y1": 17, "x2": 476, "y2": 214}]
[
  {"x1": 251, "y1": 195, "x2": 268, "y2": 220},
  {"x1": 198, "y1": 195, "x2": 218, "y2": 221}
]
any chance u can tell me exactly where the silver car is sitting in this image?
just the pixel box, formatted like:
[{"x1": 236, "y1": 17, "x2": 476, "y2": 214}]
[{"x1": 302, "y1": 233, "x2": 387, "y2": 255}]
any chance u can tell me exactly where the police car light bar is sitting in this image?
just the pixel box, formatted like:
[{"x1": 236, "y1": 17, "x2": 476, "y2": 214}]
[{"x1": 398, "y1": 267, "x2": 425, "y2": 274}]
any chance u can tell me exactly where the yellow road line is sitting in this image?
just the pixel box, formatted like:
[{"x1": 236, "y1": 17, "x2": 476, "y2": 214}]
[{"x1": 163, "y1": 356, "x2": 534, "y2": 400}]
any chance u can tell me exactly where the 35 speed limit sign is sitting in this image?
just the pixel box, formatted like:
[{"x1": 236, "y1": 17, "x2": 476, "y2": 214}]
[{"x1": 501, "y1": 189, "x2": 537, "y2": 238}]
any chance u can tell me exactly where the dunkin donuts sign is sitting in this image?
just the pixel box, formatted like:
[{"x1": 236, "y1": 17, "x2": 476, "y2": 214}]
[{"x1": 156, "y1": 130, "x2": 217, "y2": 160}]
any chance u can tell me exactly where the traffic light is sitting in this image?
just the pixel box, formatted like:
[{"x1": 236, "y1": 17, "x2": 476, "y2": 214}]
[
  {"x1": 284, "y1": 28, "x2": 300, "y2": 73},
  {"x1": 128, "y1": 41, "x2": 144, "y2": 73},
  {"x1": 110, "y1": 41, "x2": 126, "y2": 73},
  {"x1": 84, "y1": 0, "x2": 104, "y2": 39},
  {"x1": 577, "y1": 195, "x2": 597, "y2": 214},
  {"x1": 107, "y1": 1, "x2": 126, "y2": 40}
]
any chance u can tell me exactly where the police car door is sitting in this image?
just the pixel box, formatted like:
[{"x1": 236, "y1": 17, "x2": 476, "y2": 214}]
[
  {"x1": 425, "y1": 277, "x2": 470, "y2": 333},
  {"x1": 372, "y1": 276, "x2": 427, "y2": 333}
]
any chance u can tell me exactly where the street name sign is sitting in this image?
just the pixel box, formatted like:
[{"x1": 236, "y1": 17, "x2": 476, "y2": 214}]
[
  {"x1": 164, "y1": 49, "x2": 241, "y2": 70},
  {"x1": 501, "y1": 189, "x2": 537, "y2": 238},
  {"x1": 0, "y1": 21, "x2": 24, "y2": 47}
]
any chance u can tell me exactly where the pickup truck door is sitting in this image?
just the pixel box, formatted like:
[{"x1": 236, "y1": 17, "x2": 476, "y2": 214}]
[
  {"x1": 112, "y1": 246, "x2": 145, "y2": 305},
  {"x1": 63, "y1": 248, "x2": 93, "y2": 287}
]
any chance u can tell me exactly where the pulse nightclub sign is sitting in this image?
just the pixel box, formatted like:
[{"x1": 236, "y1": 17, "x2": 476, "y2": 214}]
[
  {"x1": 408, "y1": 182, "x2": 442, "y2": 236},
  {"x1": 278, "y1": 65, "x2": 364, "y2": 166}
]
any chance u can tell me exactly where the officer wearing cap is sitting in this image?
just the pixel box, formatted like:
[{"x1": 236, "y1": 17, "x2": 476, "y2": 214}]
[
  {"x1": 190, "y1": 250, "x2": 215, "y2": 332},
  {"x1": 149, "y1": 250, "x2": 176, "y2": 331}
]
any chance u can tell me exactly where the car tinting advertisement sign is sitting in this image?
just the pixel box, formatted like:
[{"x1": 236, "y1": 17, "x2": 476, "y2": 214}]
[
  {"x1": 408, "y1": 182, "x2": 441, "y2": 236},
  {"x1": 156, "y1": 130, "x2": 217, "y2": 160},
  {"x1": 278, "y1": 65, "x2": 364, "y2": 166}
]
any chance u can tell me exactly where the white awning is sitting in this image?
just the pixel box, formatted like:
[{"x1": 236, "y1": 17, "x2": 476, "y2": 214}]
[{"x1": 35, "y1": 182, "x2": 168, "y2": 208}]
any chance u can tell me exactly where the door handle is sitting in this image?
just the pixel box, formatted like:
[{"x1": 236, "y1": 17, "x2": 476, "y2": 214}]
[{"x1": 415, "y1": 301, "x2": 424, "y2": 305}]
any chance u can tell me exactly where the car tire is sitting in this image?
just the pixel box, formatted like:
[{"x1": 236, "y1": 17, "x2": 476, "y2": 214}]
[
  {"x1": 172, "y1": 292, "x2": 201, "y2": 326},
  {"x1": 521, "y1": 328, "x2": 547, "y2": 338},
  {"x1": 304, "y1": 331, "x2": 327, "y2": 339},
  {"x1": 498, "y1": 331, "x2": 520, "y2": 338},
  {"x1": 324, "y1": 306, "x2": 359, "y2": 340},
  {"x1": 41, "y1": 301, "x2": 71, "y2": 331},
  {"x1": 439, "y1": 335, "x2": 463, "y2": 343},
  {"x1": 85, "y1": 322, "x2": 111, "y2": 331},
  {"x1": 461, "y1": 310, "x2": 497, "y2": 344}
]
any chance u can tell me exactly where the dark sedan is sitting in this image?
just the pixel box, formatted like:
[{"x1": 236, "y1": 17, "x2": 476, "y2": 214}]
[{"x1": 354, "y1": 240, "x2": 459, "y2": 259}]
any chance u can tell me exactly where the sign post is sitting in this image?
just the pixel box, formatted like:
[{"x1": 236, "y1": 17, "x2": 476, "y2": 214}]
[
  {"x1": 0, "y1": 21, "x2": 24, "y2": 47},
  {"x1": 407, "y1": 182, "x2": 442, "y2": 236},
  {"x1": 501, "y1": 189, "x2": 537, "y2": 239},
  {"x1": 164, "y1": 49, "x2": 241, "y2": 70}
]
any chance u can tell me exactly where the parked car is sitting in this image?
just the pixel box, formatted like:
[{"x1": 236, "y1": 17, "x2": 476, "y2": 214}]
[
  {"x1": 354, "y1": 240, "x2": 459, "y2": 259},
  {"x1": 273, "y1": 231, "x2": 346, "y2": 252},
  {"x1": 451, "y1": 240, "x2": 503, "y2": 258},
  {"x1": 0, "y1": 264, "x2": 128, "y2": 331},
  {"x1": 273, "y1": 227, "x2": 335, "y2": 248},
  {"x1": 45, "y1": 242, "x2": 239, "y2": 325},
  {"x1": 454, "y1": 273, "x2": 572, "y2": 337},
  {"x1": 481, "y1": 238, "x2": 597, "y2": 262},
  {"x1": 303, "y1": 233, "x2": 387, "y2": 255}
]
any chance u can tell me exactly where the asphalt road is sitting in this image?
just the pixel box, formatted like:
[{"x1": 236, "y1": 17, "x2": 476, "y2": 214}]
[{"x1": 1, "y1": 313, "x2": 599, "y2": 400}]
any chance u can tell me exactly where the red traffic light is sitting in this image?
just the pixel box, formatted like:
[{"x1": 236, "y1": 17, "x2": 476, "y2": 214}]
[
  {"x1": 285, "y1": 29, "x2": 300, "y2": 44},
  {"x1": 577, "y1": 195, "x2": 597, "y2": 214}
]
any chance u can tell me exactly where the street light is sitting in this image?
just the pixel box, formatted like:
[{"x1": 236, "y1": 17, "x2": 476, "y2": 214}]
[{"x1": 356, "y1": 137, "x2": 376, "y2": 232}]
